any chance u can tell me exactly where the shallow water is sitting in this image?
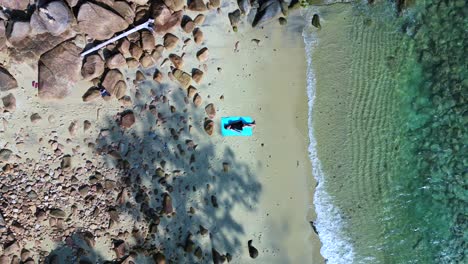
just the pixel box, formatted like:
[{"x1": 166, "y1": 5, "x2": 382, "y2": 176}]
[{"x1": 306, "y1": 1, "x2": 467, "y2": 263}]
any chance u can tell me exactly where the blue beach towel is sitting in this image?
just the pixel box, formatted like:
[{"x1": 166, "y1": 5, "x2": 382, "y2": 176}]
[{"x1": 221, "y1": 116, "x2": 254, "y2": 136}]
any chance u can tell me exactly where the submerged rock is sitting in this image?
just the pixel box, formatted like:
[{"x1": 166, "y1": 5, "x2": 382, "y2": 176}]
[{"x1": 311, "y1": 14, "x2": 321, "y2": 29}]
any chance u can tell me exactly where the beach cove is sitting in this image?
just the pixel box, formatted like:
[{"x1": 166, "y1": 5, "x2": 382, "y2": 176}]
[{"x1": 0, "y1": 0, "x2": 323, "y2": 263}]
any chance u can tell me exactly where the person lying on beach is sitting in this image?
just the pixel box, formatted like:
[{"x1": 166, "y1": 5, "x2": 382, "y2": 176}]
[{"x1": 225, "y1": 120, "x2": 256, "y2": 132}]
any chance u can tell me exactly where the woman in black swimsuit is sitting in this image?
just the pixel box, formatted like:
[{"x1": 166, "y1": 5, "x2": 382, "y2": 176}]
[{"x1": 225, "y1": 120, "x2": 256, "y2": 132}]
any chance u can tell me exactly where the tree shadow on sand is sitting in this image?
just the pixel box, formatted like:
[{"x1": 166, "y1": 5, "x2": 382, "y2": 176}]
[{"x1": 44, "y1": 71, "x2": 262, "y2": 263}]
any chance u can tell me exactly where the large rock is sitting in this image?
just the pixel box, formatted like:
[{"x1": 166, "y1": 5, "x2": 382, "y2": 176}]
[
  {"x1": 38, "y1": 40, "x2": 82, "y2": 99},
  {"x1": 252, "y1": 0, "x2": 282, "y2": 27},
  {"x1": 0, "y1": 68, "x2": 18, "y2": 91},
  {"x1": 151, "y1": 2, "x2": 183, "y2": 33},
  {"x1": 0, "y1": 20, "x2": 6, "y2": 51},
  {"x1": 119, "y1": 110, "x2": 135, "y2": 128},
  {"x1": 188, "y1": 0, "x2": 208, "y2": 11},
  {"x1": 78, "y1": 2, "x2": 129, "y2": 40},
  {"x1": 30, "y1": 1, "x2": 73, "y2": 36},
  {"x1": 106, "y1": 53, "x2": 126, "y2": 69},
  {"x1": 164, "y1": 0, "x2": 185, "y2": 12},
  {"x1": 0, "y1": 0, "x2": 29, "y2": 10},
  {"x1": 163, "y1": 33, "x2": 179, "y2": 50},
  {"x1": 7, "y1": 21, "x2": 30, "y2": 44},
  {"x1": 102, "y1": 69, "x2": 124, "y2": 95},
  {"x1": 173, "y1": 69, "x2": 191, "y2": 89},
  {"x1": 113, "y1": 1, "x2": 135, "y2": 24},
  {"x1": 81, "y1": 55, "x2": 104, "y2": 80},
  {"x1": 2, "y1": 93, "x2": 16, "y2": 112}
]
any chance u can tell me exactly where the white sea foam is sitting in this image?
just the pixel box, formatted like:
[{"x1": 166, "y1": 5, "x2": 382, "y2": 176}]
[{"x1": 302, "y1": 8, "x2": 356, "y2": 264}]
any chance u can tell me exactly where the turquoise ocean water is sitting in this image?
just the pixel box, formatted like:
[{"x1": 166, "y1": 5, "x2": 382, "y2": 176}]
[{"x1": 305, "y1": 1, "x2": 467, "y2": 263}]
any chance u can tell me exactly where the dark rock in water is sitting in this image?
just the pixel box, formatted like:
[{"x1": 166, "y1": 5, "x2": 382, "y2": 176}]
[
  {"x1": 0, "y1": 0, "x2": 29, "y2": 10},
  {"x1": 211, "y1": 195, "x2": 219, "y2": 208},
  {"x1": 238, "y1": 0, "x2": 251, "y2": 15},
  {"x1": 81, "y1": 55, "x2": 104, "y2": 81},
  {"x1": 2, "y1": 93, "x2": 16, "y2": 112},
  {"x1": 312, "y1": 14, "x2": 321, "y2": 29},
  {"x1": 77, "y1": 2, "x2": 129, "y2": 40},
  {"x1": 0, "y1": 68, "x2": 17, "y2": 91},
  {"x1": 248, "y1": 240, "x2": 258, "y2": 258},
  {"x1": 38, "y1": 40, "x2": 81, "y2": 99},
  {"x1": 252, "y1": 0, "x2": 282, "y2": 27},
  {"x1": 228, "y1": 9, "x2": 242, "y2": 30},
  {"x1": 212, "y1": 248, "x2": 223, "y2": 264},
  {"x1": 309, "y1": 221, "x2": 319, "y2": 235},
  {"x1": 30, "y1": 1, "x2": 73, "y2": 36}
]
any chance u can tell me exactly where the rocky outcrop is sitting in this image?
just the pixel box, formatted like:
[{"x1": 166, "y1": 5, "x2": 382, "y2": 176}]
[
  {"x1": 38, "y1": 40, "x2": 82, "y2": 99},
  {"x1": 77, "y1": 2, "x2": 129, "y2": 40},
  {"x1": 252, "y1": 0, "x2": 282, "y2": 27},
  {"x1": 30, "y1": 1, "x2": 73, "y2": 36},
  {"x1": 7, "y1": 21, "x2": 31, "y2": 44}
]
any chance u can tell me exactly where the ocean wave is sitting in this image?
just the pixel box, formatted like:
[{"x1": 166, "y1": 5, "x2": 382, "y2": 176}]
[{"x1": 302, "y1": 8, "x2": 355, "y2": 264}]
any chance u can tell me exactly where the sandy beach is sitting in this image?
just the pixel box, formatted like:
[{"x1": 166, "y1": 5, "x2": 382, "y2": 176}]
[{"x1": 0, "y1": 0, "x2": 322, "y2": 263}]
